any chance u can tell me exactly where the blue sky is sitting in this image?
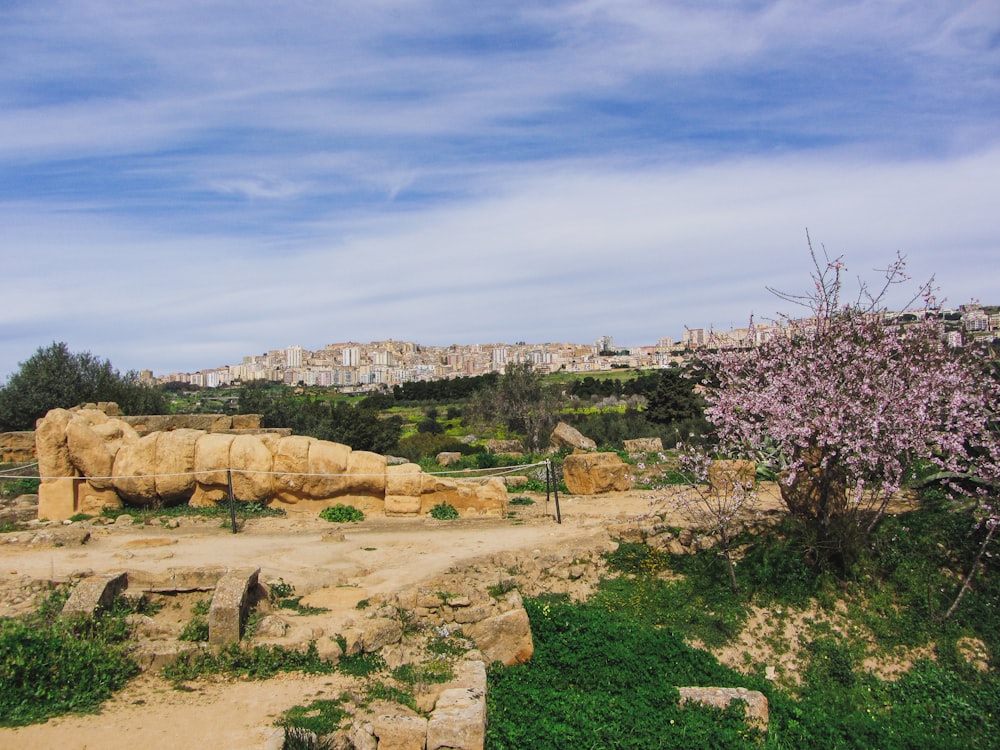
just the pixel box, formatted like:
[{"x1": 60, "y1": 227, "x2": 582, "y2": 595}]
[{"x1": 2, "y1": 0, "x2": 998, "y2": 379}]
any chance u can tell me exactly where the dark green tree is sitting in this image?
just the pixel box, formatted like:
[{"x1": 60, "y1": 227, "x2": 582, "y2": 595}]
[
  {"x1": 0, "y1": 342, "x2": 167, "y2": 430},
  {"x1": 645, "y1": 369, "x2": 707, "y2": 427},
  {"x1": 468, "y1": 362, "x2": 560, "y2": 451}
]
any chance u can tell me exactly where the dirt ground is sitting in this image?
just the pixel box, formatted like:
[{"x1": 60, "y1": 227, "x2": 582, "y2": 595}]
[{"x1": 0, "y1": 487, "x2": 784, "y2": 750}]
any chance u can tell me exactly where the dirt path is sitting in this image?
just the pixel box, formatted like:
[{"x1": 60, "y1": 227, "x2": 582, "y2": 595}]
[{"x1": 1, "y1": 490, "x2": 679, "y2": 749}]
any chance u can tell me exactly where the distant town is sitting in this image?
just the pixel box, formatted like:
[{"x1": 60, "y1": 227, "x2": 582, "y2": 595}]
[{"x1": 146, "y1": 304, "x2": 999, "y2": 391}]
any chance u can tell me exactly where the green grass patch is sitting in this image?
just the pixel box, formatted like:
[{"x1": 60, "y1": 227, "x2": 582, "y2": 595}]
[
  {"x1": 0, "y1": 590, "x2": 139, "y2": 727},
  {"x1": 429, "y1": 502, "x2": 459, "y2": 520},
  {"x1": 277, "y1": 696, "x2": 350, "y2": 737},
  {"x1": 319, "y1": 504, "x2": 364, "y2": 523}
]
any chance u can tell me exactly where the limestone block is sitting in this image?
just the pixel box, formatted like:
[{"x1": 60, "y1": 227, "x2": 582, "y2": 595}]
[
  {"x1": 231, "y1": 414, "x2": 262, "y2": 429},
  {"x1": 372, "y1": 712, "x2": 427, "y2": 750},
  {"x1": 38, "y1": 478, "x2": 78, "y2": 521},
  {"x1": 0, "y1": 431, "x2": 37, "y2": 462},
  {"x1": 436, "y1": 451, "x2": 462, "y2": 466},
  {"x1": 62, "y1": 572, "x2": 128, "y2": 618},
  {"x1": 154, "y1": 428, "x2": 202, "y2": 504},
  {"x1": 66, "y1": 418, "x2": 116, "y2": 490},
  {"x1": 113, "y1": 432, "x2": 160, "y2": 506},
  {"x1": 427, "y1": 687, "x2": 486, "y2": 750},
  {"x1": 549, "y1": 421, "x2": 597, "y2": 451},
  {"x1": 208, "y1": 568, "x2": 260, "y2": 645},
  {"x1": 78, "y1": 482, "x2": 124, "y2": 515},
  {"x1": 304, "y1": 439, "x2": 351, "y2": 497},
  {"x1": 385, "y1": 463, "x2": 423, "y2": 498},
  {"x1": 35, "y1": 408, "x2": 74, "y2": 480},
  {"x1": 465, "y1": 607, "x2": 534, "y2": 666},
  {"x1": 384, "y1": 495, "x2": 421, "y2": 516},
  {"x1": 708, "y1": 459, "x2": 756, "y2": 494},
  {"x1": 191, "y1": 433, "x2": 236, "y2": 503},
  {"x1": 345, "y1": 450, "x2": 387, "y2": 496},
  {"x1": 272, "y1": 435, "x2": 314, "y2": 503},
  {"x1": 229, "y1": 435, "x2": 273, "y2": 503},
  {"x1": 359, "y1": 616, "x2": 403, "y2": 652},
  {"x1": 562, "y1": 452, "x2": 632, "y2": 495},
  {"x1": 623, "y1": 437, "x2": 663, "y2": 454},
  {"x1": 678, "y1": 686, "x2": 769, "y2": 730}
]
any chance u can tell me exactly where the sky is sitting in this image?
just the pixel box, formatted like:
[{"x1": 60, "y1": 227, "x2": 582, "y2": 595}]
[{"x1": 1, "y1": 0, "x2": 998, "y2": 380}]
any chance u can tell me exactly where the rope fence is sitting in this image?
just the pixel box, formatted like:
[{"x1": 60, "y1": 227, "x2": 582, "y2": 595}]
[{"x1": 0, "y1": 459, "x2": 563, "y2": 530}]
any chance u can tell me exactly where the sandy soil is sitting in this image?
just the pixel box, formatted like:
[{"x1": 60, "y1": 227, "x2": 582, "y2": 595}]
[{"x1": 0, "y1": 489, "x2": 687, "y2": 750}]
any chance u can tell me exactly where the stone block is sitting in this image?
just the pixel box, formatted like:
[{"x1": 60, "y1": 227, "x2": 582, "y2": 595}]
[
  {"x1": 208, "y1": 567, "x2": 260, "y2": 645},
  {"x1": 62, "y1": 571, "x2": 128, "y2": 617}
]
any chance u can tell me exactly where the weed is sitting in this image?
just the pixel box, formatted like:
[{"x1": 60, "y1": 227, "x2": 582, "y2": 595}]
[
  {"x1": 508, "y1": 496, "x2": 534, "y2": 506},
  {"x1": 338, "y1": 651, "x2": 386, "y2": 679},
  {"x1": 278, "y1": 696, "x2": 350, "y2": 737},
  {"x1": 429, "y1": 502, "x2": 459, "y2": 520},
  {"x1": 0, "y1": 591, "x2": 138, "y2": 726},
  {"x1": 319, "y1": 504, "x2": 364, "y2": 523}
]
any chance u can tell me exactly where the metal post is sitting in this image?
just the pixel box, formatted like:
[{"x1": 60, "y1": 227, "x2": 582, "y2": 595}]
[
  {"x1": 227, "y1": 469, "x2": 238, "y2": 534},
  {"x1": 545, "y1": 459, "x2": 552, "y2": 517},
  {"x1": 552, "y1": 460, "x2": 562, "y2": 525}
]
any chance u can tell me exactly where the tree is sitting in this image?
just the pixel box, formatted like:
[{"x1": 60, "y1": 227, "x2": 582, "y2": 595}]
[
  {"x1": 0, "y1": 342, "x2": 166, "y2": 430},
  {"x1": 468, "y1": 362, "x2": 560, "y2": 451},
  {"x1": 699, "y1": 243, "x2": 999, "y2": 569}
]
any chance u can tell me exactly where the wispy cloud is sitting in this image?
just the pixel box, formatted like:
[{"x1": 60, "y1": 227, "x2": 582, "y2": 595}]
[{"x1": 1, "y1": 0, "x2": 997, "y2": 378}]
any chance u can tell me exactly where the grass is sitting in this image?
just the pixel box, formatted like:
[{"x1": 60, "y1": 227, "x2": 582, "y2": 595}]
[
  {"x1": 100, "y1": 499, "x2": 284, "y2": 522},
  {"x1": 487, "y1": 498, "x2": 1000, "y2": 749},
  {"x1": 0, "y1": 589, "x2": 139, "y2": 727},
  {"x1": 319, "y1": 504, "x2": 364, "y2": 523}
]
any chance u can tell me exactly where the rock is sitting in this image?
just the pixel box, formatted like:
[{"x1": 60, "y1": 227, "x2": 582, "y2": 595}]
[
  {"x1": 427, "y1": 687, "x2": 486, "y2": 750},
  {"x1": 154, "y1": 429, "x2": 202, "y2": 504},
  {"x1": 254, "y1": 615, "x2": 290, "y2": 638},
  {"x1": 360, "y1": 616, "x2": 403, "y2": 652},
  {"x1": 229, "y1": 435, "x2": 274, "y2": 503},
  {"x1": 957, "y1": 637, "x2": 990, "y2": 673},
  {"x1": 436, "y1": 451, "x2": 462, "y2": 466},
  {"x1": 465, "y1": 607, "x2": 534, "y2": 666},
  {"x1": 623, "y1": 437, "x2": 663, "y2": 454},
  {"x1": 678, "y1": 686, "x2": 769, "y2": 730},
  {"x1": 0, "y1": 430, "x2": 36, "y2": 463},
  {"x1": 708, "y1": 459, "x2": 756, "y2": 494},
  {"x1": 562, "y1": 452, "x2": 633, "y2": 495},
  {"x1": 372, "y1": 711, "x2": 427, "y2": 750},
  {"x1": 549, "y1": 422, "x2": 597, "y2": 451},
  {"x1": 485, "y1": 439, "x2": 523, "y2": 455}
]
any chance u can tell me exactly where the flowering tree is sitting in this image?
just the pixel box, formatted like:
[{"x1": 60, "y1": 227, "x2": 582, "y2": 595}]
[
  {"x1": 665, "y1": 447, "x2": 759, "y2": 593},
  {"x1": 698, "y1": 242, "x2": 999, "y2": 569}
]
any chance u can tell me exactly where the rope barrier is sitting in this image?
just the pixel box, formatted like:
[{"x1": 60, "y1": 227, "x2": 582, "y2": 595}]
[{"x1": 22, "y1": 460, "x2": 548, "y2": 483}]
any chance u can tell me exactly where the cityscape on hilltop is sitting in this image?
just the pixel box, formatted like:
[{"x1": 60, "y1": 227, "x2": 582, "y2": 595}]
[{"x1": 147, "y1": 304, "x2": 1000, "y2": 392}]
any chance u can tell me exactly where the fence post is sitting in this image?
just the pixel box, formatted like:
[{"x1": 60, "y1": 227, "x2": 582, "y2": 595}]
[
  {"x1": 547, "y1": 459, "x2": 561, "y2": 525},
  {"x1": 227, "y1": 469, "x2": 238, "y2": 534}
]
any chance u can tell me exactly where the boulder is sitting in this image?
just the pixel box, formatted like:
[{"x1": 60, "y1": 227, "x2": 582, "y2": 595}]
[
  {"x1": 372, "y1": 712, "x2": 427, "y2": 750},
  {"x1": 154, "y1": 429, "x2": 202, "y2": 504},
  {"x1": 708, "y1": 459, "x2": 756, "y2": 494},
  {"x1": 229, "y1": 435, "x2": 273, "y2": 503},
  {"x1": 465, "y1": 607, "x2": 534, "y2": 666},
  {"x1": 436, "y1": 451, "x2": 462, "y2": 466},
  {"x1": 623, "y1": 437, "x2": 663, "y2": 454},
  {"x1": 303, "y1": 439, "x2": 351, "y2": 498},
  {"x1": 113, "y1": 433, "x2": 160, "y2": 506},
  {"x1": 190, "y1": 433, "x2": 236, "y2": 506},
  {"x1": 272, "y1": 435, "x2": 314, "y2": 503},
  {"x1": 427, "y1": 687, "x2": 485, "y2": 750},
  {"x1": 0, "y1": 431, "x2": 37, "y2": 462},
  {"x1": 562, "y1": 452, "x2": 633, "y2": 495},
  {"x1": 549, "y1": 422, "x2": 597, "y2": 451},
  {"x1": 485, "y1": 439, "x2": 523, "y2": 455}
]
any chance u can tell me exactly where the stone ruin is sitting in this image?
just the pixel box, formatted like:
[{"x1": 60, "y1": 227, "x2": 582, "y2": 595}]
[{"x1": 33, "y1": 405, "x2": 506, "y2": 521}]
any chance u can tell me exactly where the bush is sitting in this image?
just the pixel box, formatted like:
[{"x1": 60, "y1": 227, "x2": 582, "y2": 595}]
[
  {"x1": 319, "y1": 504, "x2": 364, "y2": 523},
  {"x1": 429, "y1": 503, "x2": 459, "y2": 520},
  {"x1": 0, "y1": 591, "x2": 138, "y2": 727}
]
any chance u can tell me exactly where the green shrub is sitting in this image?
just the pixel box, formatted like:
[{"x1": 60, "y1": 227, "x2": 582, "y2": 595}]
[
  {"x1": 0, "y1": 591, "x2": 138, "y2": 727},
  {"x1": 319, "y1": 504, "x2": 364, "y2": 523},
  {"x1": 508, "y1": 496, "x2": 534, "y2": 506},
  {"x1": 429, "y1": 502, "x2": 459, "y2": 520},
  {"x1": 278, "y1": 696, "x2": 349, "y2": 737}
]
